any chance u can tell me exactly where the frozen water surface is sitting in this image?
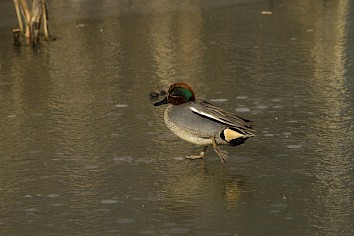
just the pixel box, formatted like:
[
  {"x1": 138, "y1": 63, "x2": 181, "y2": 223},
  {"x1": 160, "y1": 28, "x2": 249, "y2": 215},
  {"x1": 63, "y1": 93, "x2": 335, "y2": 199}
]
[{"x1": 0, "y1": 0, "x2": 353, "y2": 236}]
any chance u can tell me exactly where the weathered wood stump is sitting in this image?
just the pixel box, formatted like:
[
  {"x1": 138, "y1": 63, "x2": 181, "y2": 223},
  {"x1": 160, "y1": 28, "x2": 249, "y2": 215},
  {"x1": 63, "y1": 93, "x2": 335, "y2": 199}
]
[
  {"x1": 13, "y1": 29, "x2": 21, "y2": 46},
  {"x1": 12, "y1": 0, "x2": 51, "y2": 47}
]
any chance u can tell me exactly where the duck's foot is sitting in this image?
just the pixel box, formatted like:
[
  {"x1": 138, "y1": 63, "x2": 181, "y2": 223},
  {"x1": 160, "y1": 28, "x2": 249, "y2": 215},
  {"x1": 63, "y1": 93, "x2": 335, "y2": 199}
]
[
  {"x1": 185, "y1": 155, "x2": 203, "y2": 160},
  {"x1": 185, "y1": 146, "x2": 208, "y2": 160},
  {"x1": 214, "y1": 147, "x2": 229, "y2": 163},
  {"x1": 212, "y1": 137, "x2": 228, "y2": 163}
]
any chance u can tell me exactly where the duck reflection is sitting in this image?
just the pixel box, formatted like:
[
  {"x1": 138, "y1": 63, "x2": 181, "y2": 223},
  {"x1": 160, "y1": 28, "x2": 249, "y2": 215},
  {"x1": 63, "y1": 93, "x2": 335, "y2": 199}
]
[{"x1": 157, "y1": 162, "x2": 249, "y2": 220}]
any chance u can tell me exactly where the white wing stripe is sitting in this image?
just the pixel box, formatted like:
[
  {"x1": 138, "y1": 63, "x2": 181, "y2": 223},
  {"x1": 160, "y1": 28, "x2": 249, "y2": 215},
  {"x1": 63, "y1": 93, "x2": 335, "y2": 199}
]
[{"x1": 190, "y1": 106, "x2": 225, "y2": 123}]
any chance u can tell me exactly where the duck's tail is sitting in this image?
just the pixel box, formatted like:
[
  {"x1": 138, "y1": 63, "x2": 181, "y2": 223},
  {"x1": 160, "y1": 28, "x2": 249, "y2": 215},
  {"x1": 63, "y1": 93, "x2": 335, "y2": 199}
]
[{"x1": 220, "y1": 127, "x2": 255, "y2": 146}]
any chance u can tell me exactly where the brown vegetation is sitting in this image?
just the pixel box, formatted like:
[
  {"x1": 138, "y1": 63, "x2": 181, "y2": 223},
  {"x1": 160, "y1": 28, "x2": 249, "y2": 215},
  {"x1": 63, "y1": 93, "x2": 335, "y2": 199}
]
[{"x1": 12, "y1": 0, "x2": 50, "y2": 47}]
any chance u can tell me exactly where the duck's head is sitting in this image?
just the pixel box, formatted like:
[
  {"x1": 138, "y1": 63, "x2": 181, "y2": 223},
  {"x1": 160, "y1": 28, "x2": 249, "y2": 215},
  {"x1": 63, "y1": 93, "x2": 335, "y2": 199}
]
[{"x1": 154, "y1": 83, "x2": 195, "y2": 106}]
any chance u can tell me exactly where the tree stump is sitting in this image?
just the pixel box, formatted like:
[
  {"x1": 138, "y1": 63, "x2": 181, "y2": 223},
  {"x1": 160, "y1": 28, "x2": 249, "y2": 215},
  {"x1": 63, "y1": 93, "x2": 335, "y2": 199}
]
[{"x1": 12, "y1": 0, "x2": 51, "y2": 47}]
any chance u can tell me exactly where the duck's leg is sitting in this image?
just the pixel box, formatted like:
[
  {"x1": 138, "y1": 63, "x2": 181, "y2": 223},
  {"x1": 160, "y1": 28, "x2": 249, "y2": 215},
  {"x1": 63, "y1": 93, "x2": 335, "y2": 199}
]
[
  {"x1": 212, "y1": 137, "x2": 228, "y2": 163},
  {"x1": 185, "y1": 145, "x2": 208, "y2": 160}
]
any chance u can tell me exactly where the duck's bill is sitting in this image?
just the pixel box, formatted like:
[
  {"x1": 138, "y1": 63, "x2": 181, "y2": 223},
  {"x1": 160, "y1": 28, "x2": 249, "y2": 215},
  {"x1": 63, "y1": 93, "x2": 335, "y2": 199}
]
[{"x1": 154, "y1": 96, "x2": 169, "y2": 106}]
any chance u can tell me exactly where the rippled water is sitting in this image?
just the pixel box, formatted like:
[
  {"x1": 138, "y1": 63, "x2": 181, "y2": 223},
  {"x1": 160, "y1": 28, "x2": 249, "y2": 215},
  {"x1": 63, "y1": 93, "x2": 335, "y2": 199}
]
[{"x1": 0, "y1": 0, "x2": 353, "y2": 235}]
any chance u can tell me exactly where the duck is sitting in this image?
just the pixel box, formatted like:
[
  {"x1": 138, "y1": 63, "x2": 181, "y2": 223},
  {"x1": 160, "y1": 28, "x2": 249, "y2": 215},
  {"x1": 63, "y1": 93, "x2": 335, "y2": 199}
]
[{"x1": 154, "y1": 83, "x2": 255, "y2": 163}]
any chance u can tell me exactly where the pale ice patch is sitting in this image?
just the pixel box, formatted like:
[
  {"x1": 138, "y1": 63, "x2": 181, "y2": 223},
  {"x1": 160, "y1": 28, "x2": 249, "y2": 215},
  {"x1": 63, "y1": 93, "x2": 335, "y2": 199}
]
[
  {"x1": 256, "y1": 105, "x2": 268, "y2": 109},
  {"x1": 236, "y1": 107, "x2": 250, "y2": 113},
  {"x1": 115, "y1": 104, "x2": 128, "y2": 108},
  {"x1": 272, "y1": 105, "x2": 283, "y2": 109},
  {"x1": 83, "y1": 165, "x2": 98, "y2": 170},
  {"x1": 287, "y1": 145, "x2": 302, "y2": 149},
  {"x1": 209, "y1": 98, "x2": 228, "y2": 102},
  {"x1": 101, "y1": 199, "x2": 118, "y2": 204},
  {"x1": 236, "y1": 96, "x2": 248, "y2": 99},
  {"x1": 113, "y1": 155, "x2": 133, "y2": 163}
]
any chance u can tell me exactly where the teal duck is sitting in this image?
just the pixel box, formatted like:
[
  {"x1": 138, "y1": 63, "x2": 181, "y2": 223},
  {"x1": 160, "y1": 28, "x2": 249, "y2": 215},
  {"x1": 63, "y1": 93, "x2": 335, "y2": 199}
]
[{"x1": 154, "y1": 83, "x2": 255, "y2": 163}]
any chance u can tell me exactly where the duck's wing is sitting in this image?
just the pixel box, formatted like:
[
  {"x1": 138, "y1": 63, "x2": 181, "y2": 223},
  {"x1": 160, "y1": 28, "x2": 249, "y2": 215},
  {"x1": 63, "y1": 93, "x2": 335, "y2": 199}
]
[{"x1": 189, "y1": 101, "x2": 255, "y2": 136}]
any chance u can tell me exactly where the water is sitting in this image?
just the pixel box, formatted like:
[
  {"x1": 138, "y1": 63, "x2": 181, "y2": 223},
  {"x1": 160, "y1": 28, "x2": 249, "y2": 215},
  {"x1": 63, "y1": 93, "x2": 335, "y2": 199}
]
[{"x1": 0, "y1": 0, "x2": 353, "y2": 235}]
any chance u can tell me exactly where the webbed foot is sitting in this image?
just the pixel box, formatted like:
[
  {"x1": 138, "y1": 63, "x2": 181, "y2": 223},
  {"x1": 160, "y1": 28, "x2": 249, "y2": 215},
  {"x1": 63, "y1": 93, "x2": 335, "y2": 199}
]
[
  {"x1": 184, "y1": 146, "x2": 208, "y2": 161},
  {"x1": 212, "y1": 138, "x2": 229, "y2": 163},
  {"x1": 185, "y1": 155, "x2": 203, "y2": 160}
]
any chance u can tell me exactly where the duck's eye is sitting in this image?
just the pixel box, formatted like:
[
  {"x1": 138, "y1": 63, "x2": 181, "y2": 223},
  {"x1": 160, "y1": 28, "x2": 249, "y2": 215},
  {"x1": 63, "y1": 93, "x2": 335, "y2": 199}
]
[{"x1": 171, "y1": 89, "x2": 183, "y2": 97}]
